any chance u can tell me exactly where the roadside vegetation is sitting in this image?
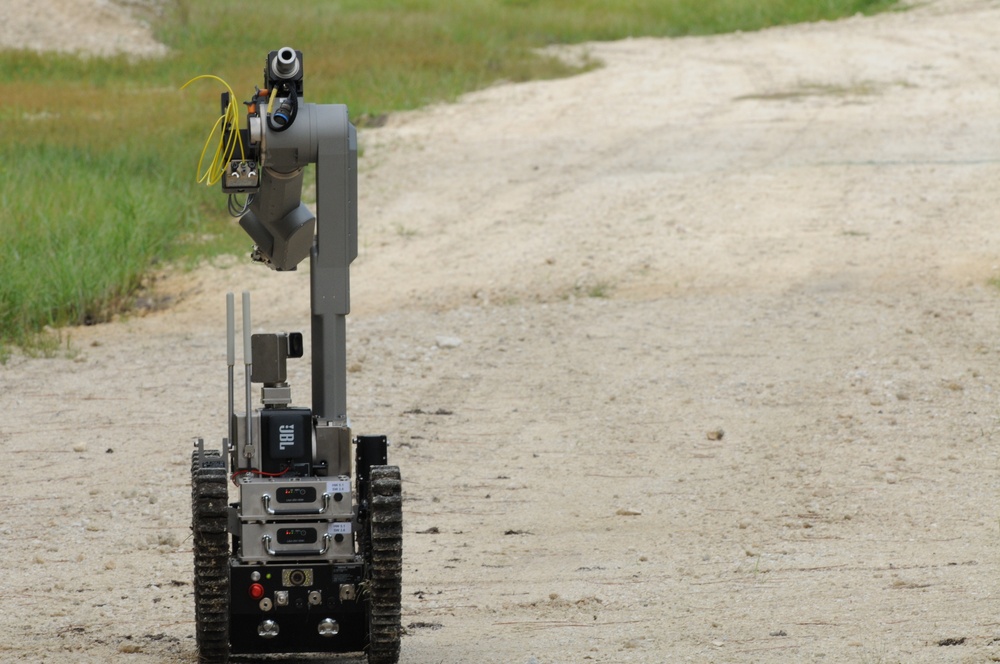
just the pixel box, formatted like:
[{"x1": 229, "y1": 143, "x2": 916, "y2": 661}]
[{"x1": 0, "y1": 0, "x2": 899, "y2": 353}]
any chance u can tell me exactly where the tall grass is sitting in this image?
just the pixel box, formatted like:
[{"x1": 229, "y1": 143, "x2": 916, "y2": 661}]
[
  {"x1": 0, "y1": 69, "x2": 231, "y2": 345},
  {"x1": 0, "y1": 0, "x2": 899, "y2": 349}
]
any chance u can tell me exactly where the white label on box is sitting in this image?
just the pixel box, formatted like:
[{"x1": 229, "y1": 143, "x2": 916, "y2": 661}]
[
  {"x1": 327, "y1": 480, "x2": 351, "y2": 495},
  {"x1": 329, "y1": 522, "x2": 352, "y2": 535}
]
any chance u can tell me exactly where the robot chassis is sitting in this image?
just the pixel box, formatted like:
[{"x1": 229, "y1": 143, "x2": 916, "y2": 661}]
[{"x1": 190, "y1": 48, "x2": 402, "y2": 663}]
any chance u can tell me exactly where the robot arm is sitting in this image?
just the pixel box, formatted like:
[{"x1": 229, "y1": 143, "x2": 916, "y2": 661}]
[{"x1": 214, "y1": 46, "x2": 358, "y2": 422}]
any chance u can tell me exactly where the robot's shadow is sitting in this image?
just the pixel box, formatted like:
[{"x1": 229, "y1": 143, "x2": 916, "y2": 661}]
[{"x1": 231, "y1": 654, "x2": 366, "y2": 664}]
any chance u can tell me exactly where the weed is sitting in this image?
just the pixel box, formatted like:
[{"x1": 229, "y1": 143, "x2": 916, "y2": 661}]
[
  {"x1": 393, "y1": 224, "x2": 418, "y2": 239},
  {"x1": 565, "y1": 277, "x2": 616, "y2": 300},
  {"x1": 586, "y1": 281, "x2": 615, "y2": 299}
]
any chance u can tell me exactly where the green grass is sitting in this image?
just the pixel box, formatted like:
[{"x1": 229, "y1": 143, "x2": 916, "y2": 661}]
[{"x1": 0, "y1": 0, "x2": 900, "y2": 351}]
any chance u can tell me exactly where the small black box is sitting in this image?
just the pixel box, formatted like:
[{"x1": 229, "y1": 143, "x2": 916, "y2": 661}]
[{"x1": 261, "y1": 408, "x2": 312, "y2": 472}]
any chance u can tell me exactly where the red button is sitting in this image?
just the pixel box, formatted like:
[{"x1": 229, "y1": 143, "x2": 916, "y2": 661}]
[{"x1": 249, "y1": 583, "x2": 265, "y2": 600}]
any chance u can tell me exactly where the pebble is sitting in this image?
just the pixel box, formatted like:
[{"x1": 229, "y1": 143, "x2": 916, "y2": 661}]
[
  {"x1": 435, "y1": 336, "x2": 462, "y2": 349},
  {"x1": 73, "y1": 442, "x2": 87, "y2": 453}
]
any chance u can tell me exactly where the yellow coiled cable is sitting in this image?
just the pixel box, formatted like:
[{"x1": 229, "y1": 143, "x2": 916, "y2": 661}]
[{"x1": 181, "y1": 74, "x2": 246, "y2": 186}]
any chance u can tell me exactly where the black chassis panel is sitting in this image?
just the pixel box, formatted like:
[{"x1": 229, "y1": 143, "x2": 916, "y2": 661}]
[{"x1": 229, "y1": 561, "x2": 367, "y2": 655}]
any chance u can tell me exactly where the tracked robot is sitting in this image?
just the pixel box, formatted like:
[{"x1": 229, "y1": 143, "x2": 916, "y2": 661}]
[{"x1": 188, "y1": 47, "x2": 402, "y2": 663}]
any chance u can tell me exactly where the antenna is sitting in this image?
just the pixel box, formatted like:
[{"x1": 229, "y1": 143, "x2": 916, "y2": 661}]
[
  {"x1": 226, "y1": 292, "x2": 235, "y2": 451},
  {"x1": 242, "y1": 291, "x2": 253, "y2": 456}
]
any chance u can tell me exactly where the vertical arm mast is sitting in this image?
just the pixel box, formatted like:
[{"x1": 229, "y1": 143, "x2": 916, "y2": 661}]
[{"x1": 310, "y1": 104, "x2": 358, "y2": 424}]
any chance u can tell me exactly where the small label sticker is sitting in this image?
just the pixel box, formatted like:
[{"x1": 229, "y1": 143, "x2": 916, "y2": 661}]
[
  {"x1": 329, "y1": 522, "x2": 352, "y2": 535},
  {"x1": 327, "y1": 480, "x2": 351, "y2": 495}
]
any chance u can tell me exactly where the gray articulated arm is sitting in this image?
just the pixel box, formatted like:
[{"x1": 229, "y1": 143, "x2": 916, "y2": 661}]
[
  {"x1": 239, "y1": 101, "x2": 358, "y2": 423},
  {"x1": 310, "y1": 104, "x2": 358, "y2": 424}
]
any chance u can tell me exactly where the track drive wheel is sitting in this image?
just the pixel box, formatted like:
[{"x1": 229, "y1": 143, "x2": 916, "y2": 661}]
[
  {"x1": 365, "y1": 465, "x2": 403, "y2": 664},
  {"x1": 191, "y1": 448, "x2": 230, "y2": 664}
]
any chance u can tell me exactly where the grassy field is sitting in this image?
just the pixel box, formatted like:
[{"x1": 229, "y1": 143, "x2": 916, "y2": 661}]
[{"x1": 0, "y1": 0, "x2": 899, "y2": 352}]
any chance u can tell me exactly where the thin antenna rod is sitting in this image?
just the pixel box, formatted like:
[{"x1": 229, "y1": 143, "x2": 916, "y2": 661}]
[
  {"x1": 226, "y1": 292, "x2": 235, "y2": 452},
  {"x1": 242, "y1": 291, "x2": 253, "y2": 459}
]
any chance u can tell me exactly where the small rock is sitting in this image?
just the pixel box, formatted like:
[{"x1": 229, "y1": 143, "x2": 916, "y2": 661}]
[
  {"x1": 406, "y1": 621, "x2": 444, "y2": 631},
  {"x1": 706, "y1": 428, "x2": 725, "y2": 441},
  {"x1": 157, "y1": 533, "x2": 180, "y2": 547},
  {"x1": 435, "y1": 336, "x2": 462, "y2": 349},
  {"x1": 73, "y1": 442, "x2": 87, "y2": 453}
]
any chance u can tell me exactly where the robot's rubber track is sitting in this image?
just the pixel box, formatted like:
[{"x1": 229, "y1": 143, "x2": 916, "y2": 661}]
[
  {"x1": 191, "y1": 449, "x2": 230, "y2": 664},
  {"x1": 366, "y1": 465, "x2": 403, "y2": 664}
]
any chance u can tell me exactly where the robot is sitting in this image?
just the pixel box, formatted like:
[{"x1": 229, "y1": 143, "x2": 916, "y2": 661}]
[{"x1": 189, "y1": 47, "x2": 402, "y2": 663}]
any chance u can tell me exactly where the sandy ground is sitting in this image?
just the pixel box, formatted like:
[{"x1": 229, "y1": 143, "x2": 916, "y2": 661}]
[
  {"x1": 0, "y1": 0, "x2": 167, "y2": 58},
  {"x1": 4, "y1": 0, "x2": 1000, "y2": 662}
]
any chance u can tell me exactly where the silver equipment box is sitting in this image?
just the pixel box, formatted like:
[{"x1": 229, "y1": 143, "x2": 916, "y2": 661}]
[
  {"x1": 238, "y1": 476, "x2": 352, "y2": 520},
  {"x1": 239, "y1": 521, "x2": 354, "y2": 562}
]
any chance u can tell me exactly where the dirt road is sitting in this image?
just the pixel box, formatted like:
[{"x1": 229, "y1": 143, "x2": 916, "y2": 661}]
[{"x1": 3, "y1": 1, "x2": 1000, "y2": 662}]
